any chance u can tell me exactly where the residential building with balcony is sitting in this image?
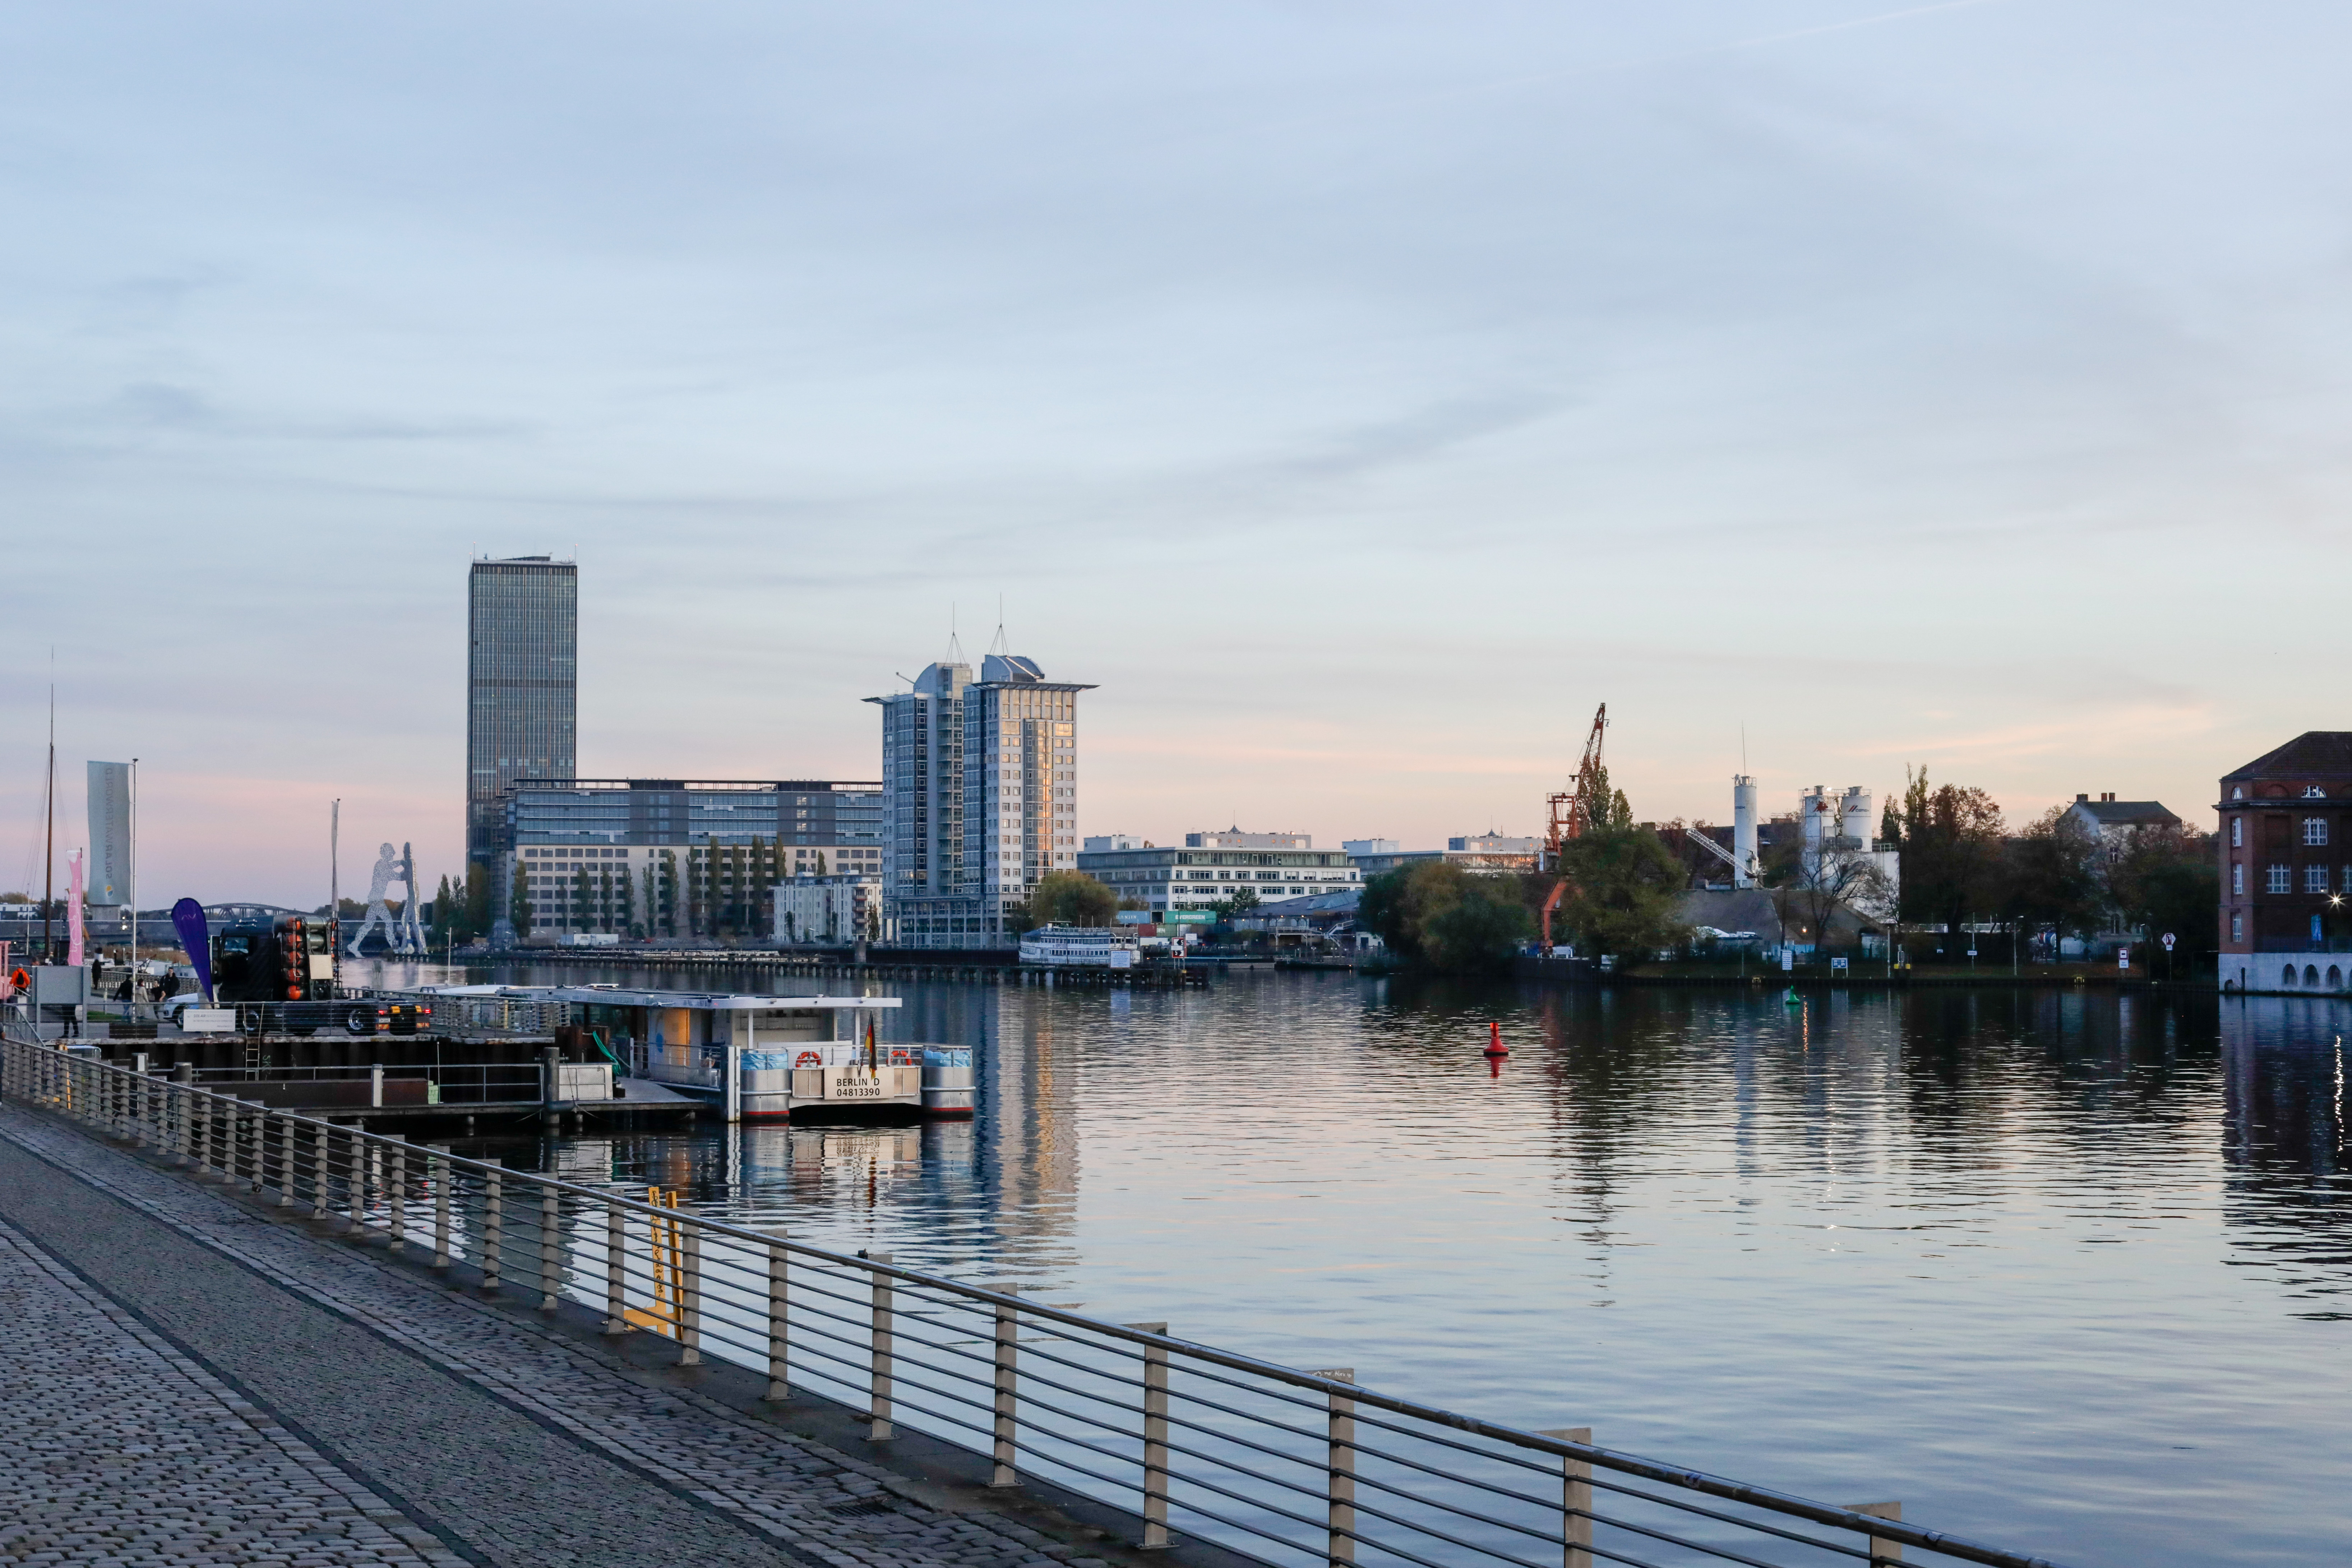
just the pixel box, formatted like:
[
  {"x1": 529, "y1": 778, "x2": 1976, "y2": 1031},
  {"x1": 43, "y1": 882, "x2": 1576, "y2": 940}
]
[{"x1": 499, "y1": 778, "x2": 881, "y2": 940}]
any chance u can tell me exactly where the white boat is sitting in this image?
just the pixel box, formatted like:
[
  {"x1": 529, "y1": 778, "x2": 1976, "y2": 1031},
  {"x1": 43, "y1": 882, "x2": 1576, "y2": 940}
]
[
  {"x1": 544, "y1": 987, "x2": 973, "y2": 1120},
  {"x1": 1019, "y1": 925, "x2": 1139, "y2": 968}
]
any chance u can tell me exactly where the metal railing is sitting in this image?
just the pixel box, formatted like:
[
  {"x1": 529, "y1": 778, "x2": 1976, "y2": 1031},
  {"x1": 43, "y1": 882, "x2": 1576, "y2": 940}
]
[{"x1": 0, "y1": 1033, "x2": 2069, "y2": 1568}]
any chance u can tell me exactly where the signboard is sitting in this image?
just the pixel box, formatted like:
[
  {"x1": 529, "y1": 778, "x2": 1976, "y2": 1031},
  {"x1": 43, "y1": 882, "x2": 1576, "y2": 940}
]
[
  {"x1": 1161, "y1": 910, "x2": 1215, "y2": 925},
  {"x1": 1780, "y1": 950, "x2": 1794, "y2": 972},
  {"x1": 1830, "y1": 957, "x2": 1849, "y2": 973},
  {"x1": 2161, "y1": 933, "x2": 2176, "y2": 952},
  {"x1": 1115, "y1": 911, "x2": 1154, "y2": 924},
  {"x1": 180, "y1": 1008, "x2": 237, "y2": 1033},
  {"x1": 2117, "y1": 946, "x2": 2130, "y2": 971},
  {"x1": 85, "y1": 762, "x2": 131, "y2": 906}
]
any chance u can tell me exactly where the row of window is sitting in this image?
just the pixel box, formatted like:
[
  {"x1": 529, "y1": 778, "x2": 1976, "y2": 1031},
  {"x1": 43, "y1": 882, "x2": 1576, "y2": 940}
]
[
  {"x1": 2229, "y1": 817, "x2": 2336, "y2": 847},
  {"x1": 2232, "y1": 863, "x2": 2352, "y2": 894}
]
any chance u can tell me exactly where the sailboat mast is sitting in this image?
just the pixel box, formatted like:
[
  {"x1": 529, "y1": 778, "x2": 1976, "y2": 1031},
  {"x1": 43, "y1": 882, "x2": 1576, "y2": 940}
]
[{"x1": 41, "y1": 686, "x2": 55, "y2": 962}]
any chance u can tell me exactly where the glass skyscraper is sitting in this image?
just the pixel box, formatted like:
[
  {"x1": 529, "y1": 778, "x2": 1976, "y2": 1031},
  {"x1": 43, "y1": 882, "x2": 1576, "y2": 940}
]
[{"x1": 467, "y1": 556, "x2": 577, "y2": 865}]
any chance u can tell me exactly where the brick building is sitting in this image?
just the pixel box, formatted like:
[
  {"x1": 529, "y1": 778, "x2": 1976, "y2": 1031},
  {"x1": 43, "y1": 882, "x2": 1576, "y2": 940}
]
[{"x1": 2219, "y1": 732, "x2": 2352, "y2": 993}]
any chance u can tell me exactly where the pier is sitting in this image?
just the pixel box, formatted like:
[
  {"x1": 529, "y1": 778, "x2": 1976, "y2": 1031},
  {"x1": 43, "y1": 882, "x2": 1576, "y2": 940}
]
[{"x1": 1, "y1": 1030, "x2": 2071, "y2": 1568}]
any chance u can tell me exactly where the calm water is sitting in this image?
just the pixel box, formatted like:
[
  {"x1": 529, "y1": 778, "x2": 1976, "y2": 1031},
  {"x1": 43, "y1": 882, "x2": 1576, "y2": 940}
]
[{"x1": 415, "y1": 963, "x2": 2352, "y2": 1567}]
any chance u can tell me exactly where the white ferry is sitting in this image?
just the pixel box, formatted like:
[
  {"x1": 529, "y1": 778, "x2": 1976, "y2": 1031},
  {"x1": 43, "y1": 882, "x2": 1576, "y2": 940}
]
[{"x1": 1018, "y1": 925, "x2": 1140, "y2": 968}]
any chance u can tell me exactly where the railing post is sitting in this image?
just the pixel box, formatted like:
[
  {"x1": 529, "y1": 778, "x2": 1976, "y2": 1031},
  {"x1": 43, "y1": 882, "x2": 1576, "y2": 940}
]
[
  {"x1": 678, "y1": 1219, "x2": 702, "y2": 1364},
  {"x1": 1849, "y1": 1501, "x2": 1902, "y2": 1565},
  {"x1": 277, "y1": 1114, "x2": 296, "y2": 1207},
  {"x1": 1316, "y1": 1369, "x2": 1357, "y2": 1567},
  {"x1": 482, "y1": 1158, "x2": 504, "y2": 1291},
  {"x1": 764, "y1": 1230, "x2": 789, "y2": 1398},
  {"x1": 868, "y1": 1252, "x2": 894, "y2": 1440},
  {"x1": 1539, "y1": 1428, "x2": 1593, "y2": 1568},
  {"x1": 431, "y1": 1146, "x2": 452, "y2": 1268},
  {"x1": 311, "y1": 1123, "x2": 333, "y2": 1220},
  {"x1": 172, "y1": 1063, "x2": 192, "y2": 1165},
  {"x1": 388, "y1": 1142, "x2": 408, "y2": 1255},
  {"x1": 1127, "y1": 1323, "x2": 1171, "y2": 1549},
  {"x1": 603, "y1": 1205, "x2": 627, "y2": 1333},
  {"x1": 539, "y1": 1175, "x2": 560, "y2": 1310},
  {"x1": 244, "y1": 1102, "x2": 264, "y2": 1192},
  {"x1": 990, "y1": 1299, "x2": 1018, "y2": 1487}
]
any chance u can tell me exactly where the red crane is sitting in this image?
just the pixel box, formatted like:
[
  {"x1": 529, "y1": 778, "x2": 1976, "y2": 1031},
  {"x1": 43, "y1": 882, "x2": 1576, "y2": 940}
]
[{"x1": 1539, "y1": 703, "x2": 1608, "y2": 956}]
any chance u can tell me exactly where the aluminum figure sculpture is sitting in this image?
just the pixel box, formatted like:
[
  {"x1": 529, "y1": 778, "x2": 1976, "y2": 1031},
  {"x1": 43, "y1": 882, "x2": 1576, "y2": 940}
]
[{"x1": 346, "y1": 841, "x2": 428, "y2": 956}]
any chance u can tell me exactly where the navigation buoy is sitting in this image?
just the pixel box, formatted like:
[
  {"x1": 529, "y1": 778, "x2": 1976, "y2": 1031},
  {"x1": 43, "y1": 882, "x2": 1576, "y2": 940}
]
[{"x1": 1483, "y1": 1020, "x2": 1510, "y2": 1076}]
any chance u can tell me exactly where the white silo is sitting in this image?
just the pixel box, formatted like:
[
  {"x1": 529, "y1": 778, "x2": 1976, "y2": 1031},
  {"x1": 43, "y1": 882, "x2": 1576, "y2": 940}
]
[
  {"x1": 1732, "y1": 775, "x2": 1758, "y2": 888},
  {"x1": 1840, "y1": 786, "x2": 1873, "y2": 846}
]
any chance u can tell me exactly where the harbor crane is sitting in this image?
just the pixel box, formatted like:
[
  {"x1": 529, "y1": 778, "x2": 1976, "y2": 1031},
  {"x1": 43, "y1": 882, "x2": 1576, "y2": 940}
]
[{"x1": 1538, "y1": 703, "x2": 1608, "y2": 956}]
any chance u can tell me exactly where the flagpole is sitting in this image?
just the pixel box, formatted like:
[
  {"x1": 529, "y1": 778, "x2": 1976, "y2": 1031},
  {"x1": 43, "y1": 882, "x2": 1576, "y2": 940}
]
[{"x1": 129, "y1": 758, "x2": 138, "y2": 961}]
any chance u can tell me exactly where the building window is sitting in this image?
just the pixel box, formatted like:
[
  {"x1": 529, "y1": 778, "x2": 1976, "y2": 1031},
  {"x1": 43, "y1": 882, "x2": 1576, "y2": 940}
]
[
  {"x1": 2232, "y1": 912, "x2": 2244, "y2": 942},
  {"x1": 2309, "y1": 865, "x2": 2332, "y2": 894},
  {"x1": 2307, "y1": 818, "x2": 2330, "y2": 846},
  {"x1": 2267, "y1": 864, "x2": 2291, "y2": 893}
]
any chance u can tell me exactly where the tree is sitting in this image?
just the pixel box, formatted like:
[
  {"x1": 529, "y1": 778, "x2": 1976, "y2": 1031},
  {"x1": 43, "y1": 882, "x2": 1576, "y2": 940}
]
[
  {"x1": 2107, "y1": 824, "x2": 2219, "y2": 964},
  {"x1": 1359, "y1": 862, "x2": 1530, "y2": 973},
  {"x1": 1028, "y1": 870, "x2": 1118, "y2": 927},
  {"x1": 2002, "y1": 806, "x2": 2103, "y2": 944},
  {"x1": 1553, "y1": 822, "x2": 1688, "y2": 965},
  {"x1": 510, "y1": 873, "x2": 532, "y2": 938},
  {"x1": 1210, "y1": 886, "x2": 1261, "y2": 923},
  {"x1": 1896, "y1": 767, "x2": 2006, "y2": 934},
  {"x1": 657, "y1": 855, "x2": 678, "y2": 939}
]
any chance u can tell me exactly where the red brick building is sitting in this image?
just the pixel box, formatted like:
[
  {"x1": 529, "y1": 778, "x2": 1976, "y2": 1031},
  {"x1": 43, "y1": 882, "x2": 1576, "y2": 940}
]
[{"x1": 2218, "y1": 732, "x2": 2352, "y2": 993}]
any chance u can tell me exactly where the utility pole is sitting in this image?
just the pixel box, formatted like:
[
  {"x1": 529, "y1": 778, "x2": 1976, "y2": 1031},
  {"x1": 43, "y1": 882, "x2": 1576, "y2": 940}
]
[
  {"x1": 128, "y1": 758, "x2": 138, "y2": 962},
  {"x1": 41, "y1": 684, "x2": 55, "y2": 964}
]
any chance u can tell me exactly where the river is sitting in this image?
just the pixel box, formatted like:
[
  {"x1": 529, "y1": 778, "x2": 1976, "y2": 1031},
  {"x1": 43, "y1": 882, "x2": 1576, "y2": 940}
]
[{"x1": 353, "y1": 960, "x2": 2352, "y2": 1567}]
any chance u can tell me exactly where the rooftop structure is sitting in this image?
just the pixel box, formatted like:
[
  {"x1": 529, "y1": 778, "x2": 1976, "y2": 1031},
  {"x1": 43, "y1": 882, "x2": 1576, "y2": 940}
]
[{"x1": 1186, "y1": 829, "x2": 1311, "y2": 849}]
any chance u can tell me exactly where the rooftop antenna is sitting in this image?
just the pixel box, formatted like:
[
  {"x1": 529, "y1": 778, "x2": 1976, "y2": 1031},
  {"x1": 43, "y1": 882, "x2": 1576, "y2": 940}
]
[
  {"x1": 988, "y1": 594, "x2": 1008, "y2": 657},
  {"x1": 946, "y1": 602, "x2": 964, "y2": 665}
]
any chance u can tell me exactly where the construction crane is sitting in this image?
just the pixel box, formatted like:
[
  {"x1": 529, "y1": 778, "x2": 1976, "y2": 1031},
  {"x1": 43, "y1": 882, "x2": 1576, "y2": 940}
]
[{"x1": 1539, "y1": 704, "x2": 1608, "y2": 956}]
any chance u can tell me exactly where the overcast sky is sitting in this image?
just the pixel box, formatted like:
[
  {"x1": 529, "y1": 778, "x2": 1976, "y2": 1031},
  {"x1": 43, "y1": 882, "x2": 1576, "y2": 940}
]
[{"x1": 5, "y1": 1, "x2": 2349, "y2": 906}]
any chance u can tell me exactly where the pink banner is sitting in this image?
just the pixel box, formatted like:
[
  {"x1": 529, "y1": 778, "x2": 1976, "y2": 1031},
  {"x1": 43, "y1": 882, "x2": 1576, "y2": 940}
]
[{"x1": 68, "y1": 850, "x2": 85, "y2": 966}]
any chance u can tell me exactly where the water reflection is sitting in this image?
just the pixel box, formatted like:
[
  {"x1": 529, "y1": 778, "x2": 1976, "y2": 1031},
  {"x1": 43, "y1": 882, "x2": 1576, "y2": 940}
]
[{"x1": 436, "y1": 965, "x2": 2352, "y2": 1565}]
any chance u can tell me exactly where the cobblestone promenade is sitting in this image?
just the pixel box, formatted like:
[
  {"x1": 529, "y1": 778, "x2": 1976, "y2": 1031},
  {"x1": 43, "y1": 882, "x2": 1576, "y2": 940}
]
[{"x1": 0, "y1": 1101, "x2": 1099, "y2": 1568}]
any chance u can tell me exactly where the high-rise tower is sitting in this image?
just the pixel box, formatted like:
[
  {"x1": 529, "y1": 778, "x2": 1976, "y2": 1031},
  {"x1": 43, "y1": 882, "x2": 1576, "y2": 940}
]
[
  {"x1": 467, "y1": 556, "x2": 577, "y2": 867},
  {"x1": 870, "y1": 646, "x2": 1090, "y2": 947}
]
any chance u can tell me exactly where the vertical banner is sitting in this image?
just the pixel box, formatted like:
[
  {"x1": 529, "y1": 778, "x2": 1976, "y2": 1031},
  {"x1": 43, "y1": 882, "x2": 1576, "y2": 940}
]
[
  {"x1": 86, "y1": 761, "x2": 131, "y2": 906},
  {"x1": 68, "y1": 850, "x2": 86, "y2": 966},
  {"x1": 171, "y1": 898, "x2": 213, "y2": 1002}
]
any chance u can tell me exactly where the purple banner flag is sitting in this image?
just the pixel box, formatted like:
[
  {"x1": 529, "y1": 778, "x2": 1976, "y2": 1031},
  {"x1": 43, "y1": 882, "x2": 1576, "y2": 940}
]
[{"x1": 171, "y1": 898, "x2": 212, "y2": 1002}]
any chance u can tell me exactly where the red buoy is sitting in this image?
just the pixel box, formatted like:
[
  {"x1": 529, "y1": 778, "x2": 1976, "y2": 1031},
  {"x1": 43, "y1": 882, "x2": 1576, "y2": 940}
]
[{"x1": 1483, "y1": 1020, "x2": 1509, "y2": 1057}]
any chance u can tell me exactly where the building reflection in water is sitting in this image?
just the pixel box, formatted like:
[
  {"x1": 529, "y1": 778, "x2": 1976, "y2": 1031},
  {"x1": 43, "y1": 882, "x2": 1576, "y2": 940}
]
[
  {"x1": 504, "y1": 975, "x2": 1084, "y2": 1282},
  {"x1": 2220, "y1": 997, "x2": 2352, "y2": 1314}
]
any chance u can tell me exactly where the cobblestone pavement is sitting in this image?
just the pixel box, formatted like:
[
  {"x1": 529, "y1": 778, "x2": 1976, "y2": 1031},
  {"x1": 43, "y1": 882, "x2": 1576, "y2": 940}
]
[
  {"x1": 0, "y1": 1212, "x2": 464, "y2": 1567},
  {"x1": 0, "y1": 1102, "x2": 1091, "y2": 1568}
]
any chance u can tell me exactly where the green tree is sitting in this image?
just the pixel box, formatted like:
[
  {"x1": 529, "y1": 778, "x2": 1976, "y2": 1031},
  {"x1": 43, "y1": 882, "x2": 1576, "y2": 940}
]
[
  {"x1": 658, "y1": 854, "x2": 678, "y2": 939},
  {"x1": 617, "y1": 863, "x2": 636, "y2": 936},
  {"x1": 1554, "y1": 822, "x2": 1688, "y2": 965},
  {"x1": 510, "y1": 871, "x2": 532, "y2": 938},
  {"x1": 1210, "y1": 886, "x2": 1261, "y2": 924},
  {"x1": 572, "y1": 865, "x2": 593, "y2": 931},
  {"x1": 1359, "y1": 862, "x2": 1529, "y2": 973},
  {"x1": 1029, "y1": 869, "x2": 1118, "y2": 926}
]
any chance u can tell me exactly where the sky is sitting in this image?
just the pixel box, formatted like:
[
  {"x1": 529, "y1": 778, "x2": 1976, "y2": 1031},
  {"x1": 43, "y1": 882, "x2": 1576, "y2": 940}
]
[{"x1": 5, "y1": 1, "x2": 2350, "y2": 906}]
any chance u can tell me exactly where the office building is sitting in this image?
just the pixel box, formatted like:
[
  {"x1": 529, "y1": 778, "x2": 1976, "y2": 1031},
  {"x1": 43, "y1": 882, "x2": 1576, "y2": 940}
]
[
  {"x1": 872, "y1": 649, "x2": 1091, "y2": 947},
  {"x1": 1076, "y1": 833, "x2": 1359, "y2": 915},
  {"x1": 1345, "y1": 834, "x2": 1535, "y2": 877},
  {"x1": 501, "y1": 778, "x2": 881, "y2": 940},
  {"x1": 467, "y1": 556, "x2": 577, "y2": 866}
]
